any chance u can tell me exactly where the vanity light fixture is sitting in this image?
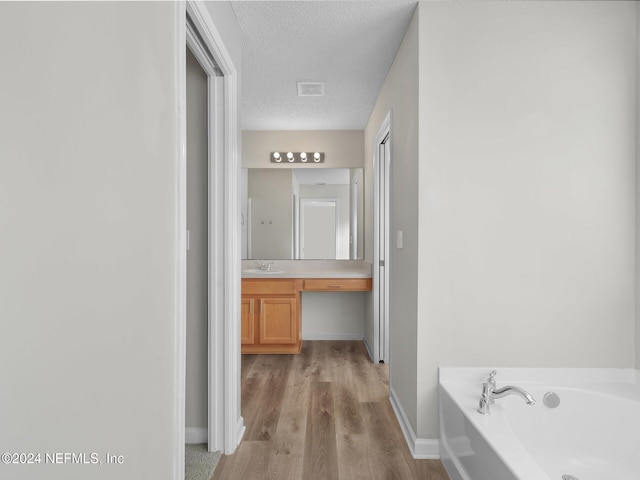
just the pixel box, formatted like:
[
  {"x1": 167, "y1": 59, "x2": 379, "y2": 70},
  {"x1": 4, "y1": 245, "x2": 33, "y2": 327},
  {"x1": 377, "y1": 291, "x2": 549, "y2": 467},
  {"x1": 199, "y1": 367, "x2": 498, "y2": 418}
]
[{"x1": 270, "y1": 152, "x2": 325, "y2": 164}]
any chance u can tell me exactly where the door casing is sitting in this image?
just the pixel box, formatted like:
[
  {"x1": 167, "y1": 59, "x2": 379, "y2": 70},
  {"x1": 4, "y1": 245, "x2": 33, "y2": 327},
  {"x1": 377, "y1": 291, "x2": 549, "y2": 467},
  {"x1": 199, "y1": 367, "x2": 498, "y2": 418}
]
[{"x1": 175, "y1": 3, "x2": 243, "y2": 479}]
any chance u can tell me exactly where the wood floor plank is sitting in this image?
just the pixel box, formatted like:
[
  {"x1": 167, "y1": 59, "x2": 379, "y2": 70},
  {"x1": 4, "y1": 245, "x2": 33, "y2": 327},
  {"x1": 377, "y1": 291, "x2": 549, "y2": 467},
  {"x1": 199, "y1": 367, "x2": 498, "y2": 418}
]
[
  {"x1": 361, "y1": 401, "x2": 418, "y2": 480},
  {"x1": 349, "y1": 344, "x2": 387, "y2": 403},
  {"x1": 416, "y1": 459, "x2": 452, "y2": 480},
  {"x1": 308, "y1": 341, "x2": 330, "y2": 382},
  {"x1": 267, "y1": 434, "x2": 305, "y2": 480},
  {"x1": 328, "y1": 341, "x2": 364, "y2": 435},
  {"x1": 241, "y1": 376, "x2": 265, "y2": 428},
  {"x1": 287, "y1": 340, "x2": 314, "y2": 387},
  {"x1": 243, "y1": 354, "x2": 292, "y2": 441},
  {"x1": 323, "y1": 340, "x2": 351, "y2": 382},
  {"x1": 270, "y1": 345, "x2": 312, "y2": 478},
  {"x1": 302, "y1": 381, "x2": 339, "y2": 480},
  {"x1": 212, "y1": 440, "x2": 271, "y2": 480},
  {"x1": 334, "y1": 381, "x2": 364, "y2": 435},
  {"x1": 276, "y1": 373, "x2": 309, "y2": 437},
  {"x1": 241, "y1": 352, "x2": 259, "y2": 378},
  {"x1": 213, "y1": 341, "x2": 450, "y2": 480},
  {"x1": 336, "y1": 433, "x2": 374, "y2": 480}
]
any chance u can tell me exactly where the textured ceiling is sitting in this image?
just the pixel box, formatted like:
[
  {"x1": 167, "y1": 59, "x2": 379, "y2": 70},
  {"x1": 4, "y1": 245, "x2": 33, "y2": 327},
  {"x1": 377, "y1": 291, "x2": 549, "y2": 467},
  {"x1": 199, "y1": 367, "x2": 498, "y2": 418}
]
[{"x1": 230, "y1": 1, "x2": 418, "y2": 130}]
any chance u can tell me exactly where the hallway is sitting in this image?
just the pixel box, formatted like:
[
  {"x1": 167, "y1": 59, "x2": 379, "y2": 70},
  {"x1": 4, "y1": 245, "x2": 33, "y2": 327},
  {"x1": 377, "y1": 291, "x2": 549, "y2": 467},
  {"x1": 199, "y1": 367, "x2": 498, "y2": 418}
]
[{"x1": 213, "y1": 341, "x2": 449, "y2": 480}]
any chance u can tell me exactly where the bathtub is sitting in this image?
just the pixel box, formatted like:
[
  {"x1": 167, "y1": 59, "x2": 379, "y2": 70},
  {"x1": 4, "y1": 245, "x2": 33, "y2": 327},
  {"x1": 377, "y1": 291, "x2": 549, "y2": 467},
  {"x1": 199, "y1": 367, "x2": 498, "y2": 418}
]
[{"x1": 438, "y1": 368, "x2": 640, "y2": 480}]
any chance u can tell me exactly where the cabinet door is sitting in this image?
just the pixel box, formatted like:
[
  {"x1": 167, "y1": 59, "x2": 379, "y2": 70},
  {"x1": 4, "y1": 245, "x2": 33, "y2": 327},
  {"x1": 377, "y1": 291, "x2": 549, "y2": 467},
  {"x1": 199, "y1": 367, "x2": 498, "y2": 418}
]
[
  {"x1": 259, "y1": 297, "x2": 297, "y2": 345},
  {"x1": 241, "y1": 297, "x2": 255, "y2": 345}
]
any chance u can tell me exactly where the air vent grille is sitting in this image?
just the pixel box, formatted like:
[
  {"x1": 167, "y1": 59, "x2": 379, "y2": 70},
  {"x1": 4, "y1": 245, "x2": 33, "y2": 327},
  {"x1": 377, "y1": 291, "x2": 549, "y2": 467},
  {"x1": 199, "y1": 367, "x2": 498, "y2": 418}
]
[{"x1": 297, "y1": 82, "x2": 325, "y2": 97}]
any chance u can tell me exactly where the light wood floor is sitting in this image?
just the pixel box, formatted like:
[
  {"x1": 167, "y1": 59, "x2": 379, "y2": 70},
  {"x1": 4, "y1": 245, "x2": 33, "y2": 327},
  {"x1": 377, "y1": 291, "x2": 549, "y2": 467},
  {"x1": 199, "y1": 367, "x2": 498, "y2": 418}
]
[{"x1": 212, "y1": 340, "x2": 450, "y2": 480}]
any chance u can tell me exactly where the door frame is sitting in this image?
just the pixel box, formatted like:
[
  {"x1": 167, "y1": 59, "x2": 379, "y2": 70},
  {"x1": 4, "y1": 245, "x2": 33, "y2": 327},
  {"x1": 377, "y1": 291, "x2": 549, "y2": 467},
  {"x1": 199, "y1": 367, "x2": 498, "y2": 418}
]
[
  {"x1": 372, "y1": 110, "x2": 391, "y2": 364},
  {"x1": 175, "y1": 2, "x2": 242, "y2": 479}
]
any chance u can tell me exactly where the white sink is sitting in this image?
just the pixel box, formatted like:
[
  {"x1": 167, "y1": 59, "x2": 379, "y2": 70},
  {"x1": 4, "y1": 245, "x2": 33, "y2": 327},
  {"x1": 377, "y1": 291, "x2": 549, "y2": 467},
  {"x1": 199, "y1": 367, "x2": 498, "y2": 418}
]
[{"x1": 242, "y1": 269, "x2": 285, "y2": 274}]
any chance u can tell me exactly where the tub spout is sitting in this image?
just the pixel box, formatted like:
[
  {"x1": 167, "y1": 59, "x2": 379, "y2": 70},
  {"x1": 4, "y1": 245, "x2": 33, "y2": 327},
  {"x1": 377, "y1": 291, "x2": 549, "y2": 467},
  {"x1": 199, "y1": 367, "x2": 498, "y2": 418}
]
[{"x1": 492, "y1": 386, "x2": 536, "y2": 405}]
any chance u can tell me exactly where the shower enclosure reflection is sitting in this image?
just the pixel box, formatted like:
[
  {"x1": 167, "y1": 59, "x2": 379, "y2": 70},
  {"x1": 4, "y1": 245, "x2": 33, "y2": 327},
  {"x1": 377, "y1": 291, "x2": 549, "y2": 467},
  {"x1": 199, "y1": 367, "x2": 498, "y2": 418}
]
[{"x1": 240, "y1": 168, "x2": 363, "y2": 260}]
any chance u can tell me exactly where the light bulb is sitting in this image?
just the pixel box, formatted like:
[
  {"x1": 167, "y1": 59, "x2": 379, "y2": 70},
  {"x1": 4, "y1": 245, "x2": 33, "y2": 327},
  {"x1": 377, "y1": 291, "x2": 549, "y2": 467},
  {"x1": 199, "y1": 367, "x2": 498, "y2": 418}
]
[
  {"x1": 273, "y1": 152, "x2": 281, "y2": 162},
  {"x1": 313, "y1": 152, "x2": 321, "y2": 162},
  {"x1": 287, "y1": 152, "x2": 294, "y2": 162},
  {"x1": 300, "y1": 152, "x2": 307, "y2": 162}
]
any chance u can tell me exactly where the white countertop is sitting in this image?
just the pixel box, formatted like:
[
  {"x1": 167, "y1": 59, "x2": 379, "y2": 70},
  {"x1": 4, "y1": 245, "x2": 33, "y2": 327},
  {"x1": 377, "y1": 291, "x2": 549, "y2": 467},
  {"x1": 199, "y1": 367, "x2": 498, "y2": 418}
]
[{"x1": 241, "y1": 260, "x2": 372, "y2": 279}]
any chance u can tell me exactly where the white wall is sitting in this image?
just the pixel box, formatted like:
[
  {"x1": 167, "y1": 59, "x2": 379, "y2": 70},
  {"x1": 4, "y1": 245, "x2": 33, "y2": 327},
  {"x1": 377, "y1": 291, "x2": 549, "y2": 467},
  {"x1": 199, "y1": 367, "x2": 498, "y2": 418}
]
[
  {"x1": 185, "y1": 49, "x2": 208, "y2": 432},
  {"x1": 242, "y1": 130, "x2": 364, "y2": 169},
  {"x1": 0, "y1": 3, "x2": 179, "y2": 479},
  {"x1": 417, "y1": 1, "x2": 637, "y2": 439},
  {"x1": 301, "y1": 293, "x2": 366, "y2": 340},
  {"x1": 364, "y1": 4, "x2": 420, "y2": 429}
]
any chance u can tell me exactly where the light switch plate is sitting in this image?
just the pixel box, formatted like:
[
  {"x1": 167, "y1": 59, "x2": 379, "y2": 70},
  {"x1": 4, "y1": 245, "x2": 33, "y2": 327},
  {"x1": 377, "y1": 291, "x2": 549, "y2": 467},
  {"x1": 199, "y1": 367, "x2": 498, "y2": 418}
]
[{"x1": 397, "y1": 230, "x2": 403, "y2": 249}]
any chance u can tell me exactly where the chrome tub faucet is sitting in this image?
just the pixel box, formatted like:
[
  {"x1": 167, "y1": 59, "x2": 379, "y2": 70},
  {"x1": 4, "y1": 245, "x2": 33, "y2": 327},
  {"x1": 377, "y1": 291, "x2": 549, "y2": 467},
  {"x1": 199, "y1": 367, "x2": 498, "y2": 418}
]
[{"x1": 478, "y1": 370, "x2": 536, "y2": 415}]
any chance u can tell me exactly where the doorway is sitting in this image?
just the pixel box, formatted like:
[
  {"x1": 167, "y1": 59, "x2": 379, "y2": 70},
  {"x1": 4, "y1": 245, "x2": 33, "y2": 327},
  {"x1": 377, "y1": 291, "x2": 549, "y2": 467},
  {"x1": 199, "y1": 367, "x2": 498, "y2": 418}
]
[
  {"x1": 300, "y1": 199, "x2": 338, "y2": 259},
  {"x1": 185, "y1": 46, "x2": 209, "y2": 447},
  {"x1": 373, "y1": 112, "x2": 391, "y2": 364}
]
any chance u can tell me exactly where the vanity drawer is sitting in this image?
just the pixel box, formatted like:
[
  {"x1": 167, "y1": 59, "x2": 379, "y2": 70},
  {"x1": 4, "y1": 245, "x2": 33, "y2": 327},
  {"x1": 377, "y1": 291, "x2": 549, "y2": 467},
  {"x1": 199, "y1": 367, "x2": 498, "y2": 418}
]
[
  {"x1": 303, "y1": 278, "x2": 372, "y2": 292},
  {"x1": 242, "y1": 279, "x2": 298, "y2": 296}
]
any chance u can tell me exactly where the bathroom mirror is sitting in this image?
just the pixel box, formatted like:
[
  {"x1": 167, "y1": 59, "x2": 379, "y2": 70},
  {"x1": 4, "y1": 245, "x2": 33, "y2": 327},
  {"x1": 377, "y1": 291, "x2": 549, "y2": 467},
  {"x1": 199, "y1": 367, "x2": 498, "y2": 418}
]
[{"x1": 240, "y1": 168, "x2": 364, "y2": 260}]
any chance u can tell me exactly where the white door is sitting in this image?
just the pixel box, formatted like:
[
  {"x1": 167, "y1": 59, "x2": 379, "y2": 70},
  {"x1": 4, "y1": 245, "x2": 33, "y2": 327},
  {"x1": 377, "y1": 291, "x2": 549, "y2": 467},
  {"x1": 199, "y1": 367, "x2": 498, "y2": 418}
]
[
  {"x1": 300, "y1": 199, "x2": 337, "y2": 259},
  {"x1": 378, "y1": 135, "x2": 390, "y2": 363},
  {"x1": 373, "y1": 112, "x2": 391, "y2": 365}
]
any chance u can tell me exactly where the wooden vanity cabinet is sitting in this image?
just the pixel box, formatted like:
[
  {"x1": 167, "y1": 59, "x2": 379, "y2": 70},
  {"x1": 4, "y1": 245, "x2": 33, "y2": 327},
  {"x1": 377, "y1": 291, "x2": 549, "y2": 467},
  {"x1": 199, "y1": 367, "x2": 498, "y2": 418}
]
[
  {"x1": 241, "y1": 279, "x2": 302, "y2": 354},
  {"x1": 241, "y1": 276, "x2": 372, "y2": 354}
]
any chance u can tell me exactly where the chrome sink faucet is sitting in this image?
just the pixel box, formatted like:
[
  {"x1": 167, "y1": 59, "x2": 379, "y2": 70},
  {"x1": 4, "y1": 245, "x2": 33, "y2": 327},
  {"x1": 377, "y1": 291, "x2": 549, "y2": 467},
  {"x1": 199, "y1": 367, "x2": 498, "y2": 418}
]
[
  {"x1": 477, "y1": 370, "x2": 536, "y2": 415},
  {"x1": 255, "y1": 261, "x2": 273, "y2": 271}
]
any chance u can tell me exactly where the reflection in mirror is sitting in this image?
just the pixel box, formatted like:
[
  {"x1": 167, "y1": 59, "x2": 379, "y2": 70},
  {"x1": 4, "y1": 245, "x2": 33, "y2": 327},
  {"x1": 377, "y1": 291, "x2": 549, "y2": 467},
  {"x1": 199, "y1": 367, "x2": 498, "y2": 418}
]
[{"x1": 240, "y1": 168, "x2": 363, "y2": 260}]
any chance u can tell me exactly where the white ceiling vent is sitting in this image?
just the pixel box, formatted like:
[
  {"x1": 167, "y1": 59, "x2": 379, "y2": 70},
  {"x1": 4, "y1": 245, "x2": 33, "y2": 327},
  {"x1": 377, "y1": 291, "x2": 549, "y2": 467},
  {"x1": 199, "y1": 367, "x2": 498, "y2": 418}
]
[{"x1": 297, "y1": 82, "x2": 325, "y2": 97}]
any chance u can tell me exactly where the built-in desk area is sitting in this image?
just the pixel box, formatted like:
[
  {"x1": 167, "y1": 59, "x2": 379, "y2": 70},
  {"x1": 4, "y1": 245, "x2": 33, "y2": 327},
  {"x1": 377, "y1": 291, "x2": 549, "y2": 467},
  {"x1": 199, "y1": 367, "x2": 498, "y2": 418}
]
[{"x1": 241, "y1": 261, "x2": 372, "y2": 354}]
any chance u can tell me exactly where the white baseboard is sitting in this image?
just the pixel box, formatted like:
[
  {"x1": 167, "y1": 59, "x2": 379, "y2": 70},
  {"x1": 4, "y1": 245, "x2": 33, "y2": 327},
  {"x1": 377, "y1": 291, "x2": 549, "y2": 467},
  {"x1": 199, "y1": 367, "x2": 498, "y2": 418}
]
[
  {"x1": 363, "y1": 336, "x2": 374, "y2": 362},
  {"x1": 185, "y1": 427, "x2": 207, "y2": 444},
  {"x1": 186, "y1": 419, "x2": 243, "y2": 450},
  {"x1": 414, "y1": 438, "x2": 440, "y2": 459},
  {"x1": 302, "y1": 333, "x2": 364, "y2": 341},
  {"x1": 389, "y1": 387, "x2": 440, "y2": 459},
  {"x1": 235, "y1": 416, "x2": 245, "y2": 450}
]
